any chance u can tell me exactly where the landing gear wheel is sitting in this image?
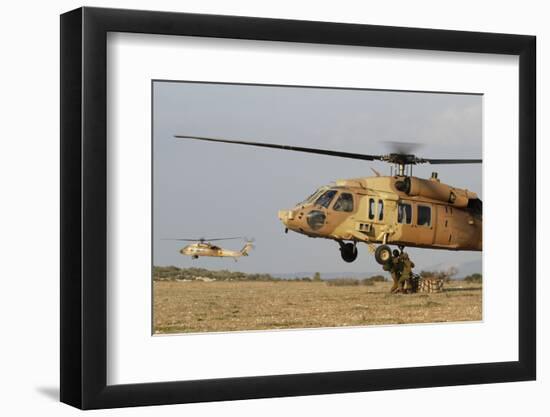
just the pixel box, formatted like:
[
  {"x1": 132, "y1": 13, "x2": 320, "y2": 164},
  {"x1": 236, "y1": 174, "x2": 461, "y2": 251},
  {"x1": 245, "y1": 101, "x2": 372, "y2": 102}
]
[
  {"x1": 374, "y1": 245, "x2": 392, "y2": 265},
  {"x1": 339, "y1": 242, "x2": 358, "y2": 263}
]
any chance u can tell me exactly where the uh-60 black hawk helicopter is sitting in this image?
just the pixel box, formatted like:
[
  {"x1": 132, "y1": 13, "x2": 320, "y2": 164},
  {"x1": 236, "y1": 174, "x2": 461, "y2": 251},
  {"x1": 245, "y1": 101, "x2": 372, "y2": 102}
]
[
  {"x1": 175, "y1": 135, "x2": 482, "y2": 267},
  {"x1": 163, "y1": 236, "x2": 254, "y2": 260}
]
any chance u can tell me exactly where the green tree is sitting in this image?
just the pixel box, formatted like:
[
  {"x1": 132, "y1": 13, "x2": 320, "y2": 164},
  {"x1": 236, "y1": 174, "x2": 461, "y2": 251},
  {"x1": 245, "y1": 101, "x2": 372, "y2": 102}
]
[{"x1": 464, "y1": 273, "x2": 482, "y2": 283}]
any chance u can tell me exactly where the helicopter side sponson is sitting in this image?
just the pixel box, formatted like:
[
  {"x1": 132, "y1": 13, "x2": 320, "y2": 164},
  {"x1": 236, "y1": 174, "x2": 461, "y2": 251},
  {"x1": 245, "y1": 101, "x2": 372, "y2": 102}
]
[{"x1": 278, "y1": 175, "x2": 482, "y2": 252}]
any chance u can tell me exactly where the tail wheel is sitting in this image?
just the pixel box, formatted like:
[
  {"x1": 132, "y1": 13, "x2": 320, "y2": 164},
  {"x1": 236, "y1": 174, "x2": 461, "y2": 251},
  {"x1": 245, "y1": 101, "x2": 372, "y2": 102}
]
[
  {"x1": 374, "y1": 245, "x2": 392, "y2": 265},
  {"x1": 339, "y1": 242, "x2": 358, "y2": 263}
]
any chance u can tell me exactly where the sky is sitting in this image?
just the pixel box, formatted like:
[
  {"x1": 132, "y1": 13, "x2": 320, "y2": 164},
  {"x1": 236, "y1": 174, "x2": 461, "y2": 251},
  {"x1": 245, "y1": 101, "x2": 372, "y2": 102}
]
[{"x1": 153, "y1": 81, "x2": 482, "y2": 275}]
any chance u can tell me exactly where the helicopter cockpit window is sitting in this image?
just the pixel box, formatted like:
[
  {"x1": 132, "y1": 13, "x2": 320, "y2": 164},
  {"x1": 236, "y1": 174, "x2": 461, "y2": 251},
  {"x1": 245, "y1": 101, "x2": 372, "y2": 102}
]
[
  {"x1": 368, "y1": 198, "x2": 375, "y2": 220},
  {"x1": 417, "y1": 205, "x2": 431, "y2": 227},
  {"x1": 314, "y1": 190, "x2": 337, "y2": 208},
  {"x1": 398, "y1": 203, "x2": 412, "y2": 224},
  {"x1": 378, "y1": 199, "x2": 384, "y2": 221},
  {"x1": 333, "y1": 193, "x2": 354, "y2": 212},
  {"x1": 301, "y1": 187, "x2": 326, "y2": 205}
]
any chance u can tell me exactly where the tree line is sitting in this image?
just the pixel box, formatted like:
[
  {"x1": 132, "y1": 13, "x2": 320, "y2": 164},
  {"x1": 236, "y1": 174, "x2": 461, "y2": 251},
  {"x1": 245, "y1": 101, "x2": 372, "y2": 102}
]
[
  {"x1": 153, "y1": 266, "x2": 481, "y2": 283},
  {"x1": 153, "y1": 266, "x2": 387, "y2": 283}
]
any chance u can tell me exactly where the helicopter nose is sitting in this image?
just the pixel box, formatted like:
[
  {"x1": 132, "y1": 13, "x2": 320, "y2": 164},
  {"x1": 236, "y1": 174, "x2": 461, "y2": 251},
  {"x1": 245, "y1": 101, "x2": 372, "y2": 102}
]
[
  {"x1": 278, "y1": 209, "x2": 306, "y2": 232},
  {"x1": 278, "y1": 209, "x2": 294, "y2": 227}
]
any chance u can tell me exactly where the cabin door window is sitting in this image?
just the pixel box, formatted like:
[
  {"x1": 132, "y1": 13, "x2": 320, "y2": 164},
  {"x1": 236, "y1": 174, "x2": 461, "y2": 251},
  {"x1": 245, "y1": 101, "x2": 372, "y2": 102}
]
[
  {"x1": 417, "y1": 205, "x2": 432, "y2": 227},
  {"x1": 397, "y1": 203, "x2": 412, "y2": 224},
  {"x1": 368, "y1": 198, "x2": 375, "y2": 220}
]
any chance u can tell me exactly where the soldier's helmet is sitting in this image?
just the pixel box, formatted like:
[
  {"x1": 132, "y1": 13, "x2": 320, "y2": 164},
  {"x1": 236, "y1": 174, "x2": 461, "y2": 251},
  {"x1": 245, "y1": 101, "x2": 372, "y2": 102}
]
[{"x1": 392, "y1": 249, "x2": 400, "y2": 257}]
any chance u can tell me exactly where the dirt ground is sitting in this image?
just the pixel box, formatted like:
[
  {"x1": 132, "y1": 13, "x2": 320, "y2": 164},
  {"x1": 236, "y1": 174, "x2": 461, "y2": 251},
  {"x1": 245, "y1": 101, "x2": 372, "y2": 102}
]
[{"x1": 153, "y1": 280, "x2": 482, "y2": 334}]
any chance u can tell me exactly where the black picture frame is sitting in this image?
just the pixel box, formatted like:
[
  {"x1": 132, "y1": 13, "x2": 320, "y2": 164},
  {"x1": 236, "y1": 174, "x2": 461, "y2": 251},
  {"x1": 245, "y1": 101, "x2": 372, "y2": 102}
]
[{"x1": 60, "y1": 6, "x2": 536, "y2": 410}]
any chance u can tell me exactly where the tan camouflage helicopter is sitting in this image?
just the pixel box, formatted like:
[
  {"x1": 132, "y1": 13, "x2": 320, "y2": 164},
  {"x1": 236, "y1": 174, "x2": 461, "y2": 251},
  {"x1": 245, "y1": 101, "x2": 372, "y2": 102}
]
[
  {"x1": 174, "y1": 135, "x2": 482, "y2": 266},
  {"x1": 165, "y1": 237, "x2": 254, "y2": 260}
]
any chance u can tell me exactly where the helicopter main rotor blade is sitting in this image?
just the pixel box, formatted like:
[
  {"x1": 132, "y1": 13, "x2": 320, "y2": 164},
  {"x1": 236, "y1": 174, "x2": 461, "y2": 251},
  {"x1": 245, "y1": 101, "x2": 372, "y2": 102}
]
[
  {"x1": 420, "y1": 158, "x2": 482, "y2": 164},
  {"x1": 384, "y1": 141, "x2": 423, "y2": 155},
  {"x1": 175, "y1": 135, "x2": 482, "y2": 166},
  {"x1": 175, "y1": 135, "x2": 383, "y2": 162}
]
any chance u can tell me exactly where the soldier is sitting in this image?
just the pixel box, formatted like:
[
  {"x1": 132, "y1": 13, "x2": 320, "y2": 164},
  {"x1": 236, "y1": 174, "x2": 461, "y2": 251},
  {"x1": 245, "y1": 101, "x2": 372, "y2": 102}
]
[
  {"x1": 397, "y1": 252, "x2": 415, "y2": 293},
  {"x1": 385, "y1": 249, "x2": 402, "y2": 293}
]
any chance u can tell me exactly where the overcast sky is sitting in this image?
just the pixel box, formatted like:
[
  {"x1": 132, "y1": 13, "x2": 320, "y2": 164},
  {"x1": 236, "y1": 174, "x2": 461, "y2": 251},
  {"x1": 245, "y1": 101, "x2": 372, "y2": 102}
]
[{"x1": 153, "y1": 81, "x2": 482, "y2": 275}]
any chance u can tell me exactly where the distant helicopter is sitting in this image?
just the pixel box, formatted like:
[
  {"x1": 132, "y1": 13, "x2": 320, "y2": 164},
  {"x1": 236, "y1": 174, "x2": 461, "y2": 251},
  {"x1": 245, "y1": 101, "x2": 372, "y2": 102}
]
[
  {"x1": 164, "y1": 237, "x2": 254, "y2": 260},
  {"x1": 175, "y1": 135, "x2": 482, "y2": 266}
]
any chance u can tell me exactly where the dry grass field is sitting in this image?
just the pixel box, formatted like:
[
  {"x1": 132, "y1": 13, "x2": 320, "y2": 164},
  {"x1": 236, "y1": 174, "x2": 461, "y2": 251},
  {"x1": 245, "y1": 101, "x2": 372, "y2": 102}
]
[{"x1": 153, "y1": 280, "x2": 482, "y2": 334}]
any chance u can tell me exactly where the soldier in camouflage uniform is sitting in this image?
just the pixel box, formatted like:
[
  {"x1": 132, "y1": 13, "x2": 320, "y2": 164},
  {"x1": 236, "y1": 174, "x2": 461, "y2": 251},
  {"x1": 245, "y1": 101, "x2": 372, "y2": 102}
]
[
  {"x1": 385, "y1": 249, "x2": 402, "y2": 293},
  {"x1": 397, "y1": 252, "x2": 415, "y2": 293}
]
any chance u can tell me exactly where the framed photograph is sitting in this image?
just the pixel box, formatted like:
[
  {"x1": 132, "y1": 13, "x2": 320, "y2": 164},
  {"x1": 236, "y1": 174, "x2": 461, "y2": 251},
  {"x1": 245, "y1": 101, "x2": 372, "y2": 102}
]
[{"x1": 60, "y1": 6, "x2": 536, "y2": 409}]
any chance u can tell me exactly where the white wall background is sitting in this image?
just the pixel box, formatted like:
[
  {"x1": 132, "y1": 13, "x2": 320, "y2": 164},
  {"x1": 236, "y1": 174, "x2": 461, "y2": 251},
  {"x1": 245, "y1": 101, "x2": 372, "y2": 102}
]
[{"x1": 0, "y1": 1, "x2": 545, "y2": 416}]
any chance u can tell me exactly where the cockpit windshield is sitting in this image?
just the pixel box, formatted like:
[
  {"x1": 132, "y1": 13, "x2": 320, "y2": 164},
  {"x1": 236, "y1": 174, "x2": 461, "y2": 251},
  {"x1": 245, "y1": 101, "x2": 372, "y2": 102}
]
[
  {"x1": 314, "y1": 190, "x2": 338, "y2": 208},
  {"x1": 299, "y1": 187, "x2": 328, "y2": 205}
]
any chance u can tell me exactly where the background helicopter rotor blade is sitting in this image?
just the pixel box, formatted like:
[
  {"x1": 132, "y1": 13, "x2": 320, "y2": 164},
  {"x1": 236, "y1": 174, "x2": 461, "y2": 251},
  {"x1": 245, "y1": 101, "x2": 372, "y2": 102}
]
[
  {"x1": 161, "y1": 238, "x2": 201, "y2": 242},
  {"x1": 175, "y1": 135, "x2": 383, "y2": 162},
  {"x1": 207, "y1": 237, "x2": 246, "y2": 241},
  {"x1": 162, "y1": 237, "x2": 245, "y2": 242}
]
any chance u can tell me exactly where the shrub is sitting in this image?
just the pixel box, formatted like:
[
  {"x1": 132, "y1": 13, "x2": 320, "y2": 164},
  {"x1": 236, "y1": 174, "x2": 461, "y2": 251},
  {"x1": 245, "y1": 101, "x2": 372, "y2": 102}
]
[
  {"x1": 326, "y1": 278, "x2": 360, "y2": 286},
  {"x1": 419, "y1": 267, "x2": 458, "y2": 282},
  {"x1": 365, "y1": 275, "x2": 387, "y2": 283}
]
